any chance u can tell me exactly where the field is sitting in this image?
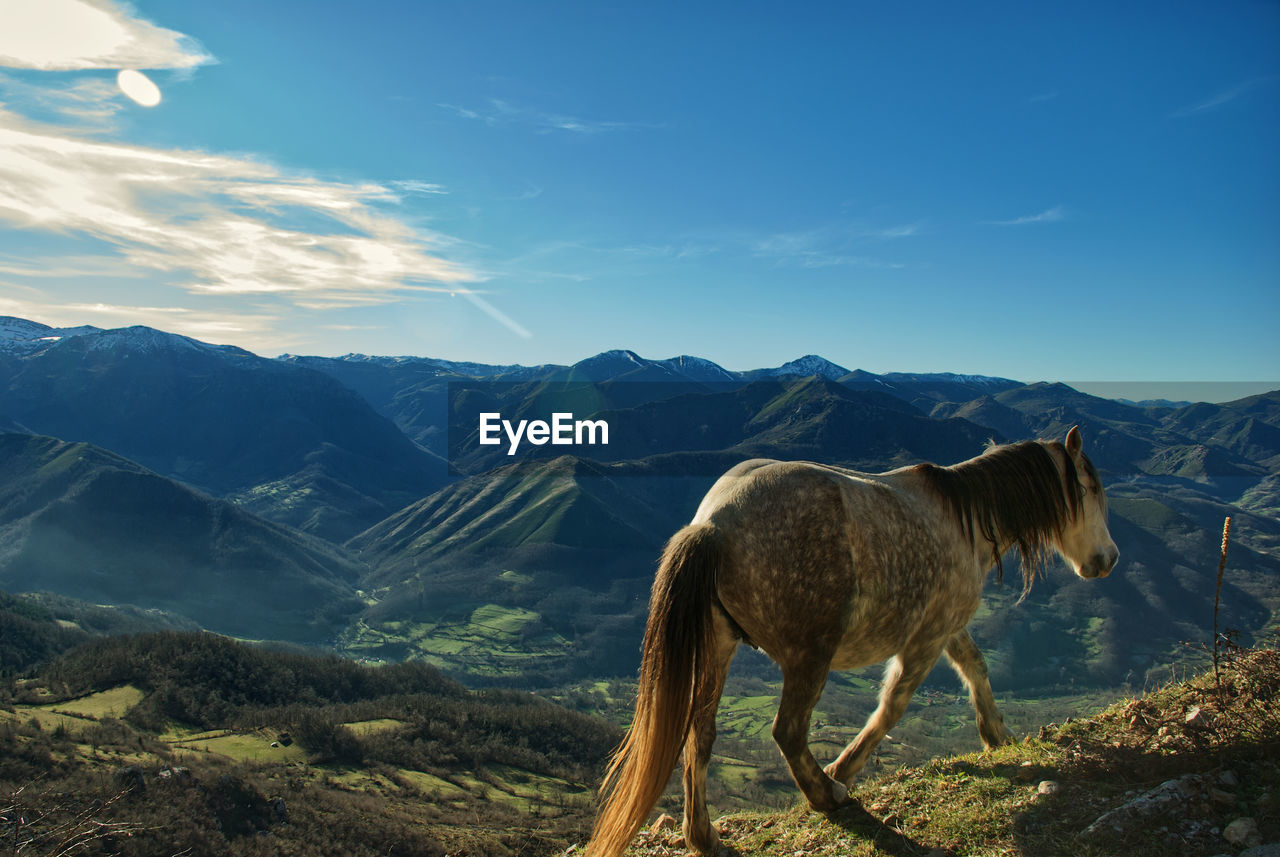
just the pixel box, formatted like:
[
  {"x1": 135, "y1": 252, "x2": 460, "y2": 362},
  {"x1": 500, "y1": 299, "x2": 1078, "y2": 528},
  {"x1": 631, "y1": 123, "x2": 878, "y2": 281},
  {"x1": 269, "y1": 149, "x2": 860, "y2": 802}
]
[{"x1": 341, "y1": 600, "x2": 573, "y2": 677}]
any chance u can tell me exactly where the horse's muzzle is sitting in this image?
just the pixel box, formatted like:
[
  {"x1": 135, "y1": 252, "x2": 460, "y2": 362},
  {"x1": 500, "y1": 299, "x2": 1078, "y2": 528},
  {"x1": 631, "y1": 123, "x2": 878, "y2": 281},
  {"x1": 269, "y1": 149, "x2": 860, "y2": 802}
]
[{"x1": 1081, "y1": 546, "x2": 1120, "y2": 579}]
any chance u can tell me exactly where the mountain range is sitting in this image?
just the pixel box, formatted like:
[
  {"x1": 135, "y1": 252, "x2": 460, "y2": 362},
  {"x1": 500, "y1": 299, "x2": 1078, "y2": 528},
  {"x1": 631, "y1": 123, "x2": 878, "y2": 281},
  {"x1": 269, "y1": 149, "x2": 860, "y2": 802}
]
[
  {"x1": 1, "y1": 318, "x2": 445, "y2": 540},
  {"x1": 1, "y1": 315, "x2": 1277, "y2": 692}
]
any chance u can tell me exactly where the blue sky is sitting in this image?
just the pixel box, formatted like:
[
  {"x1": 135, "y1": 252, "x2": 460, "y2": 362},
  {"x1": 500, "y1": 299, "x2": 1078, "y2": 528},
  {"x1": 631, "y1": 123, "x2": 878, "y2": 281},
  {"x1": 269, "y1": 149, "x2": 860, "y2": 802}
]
[{"x1": 0, "y1": 1, "x2": 1276, "y2": 396}]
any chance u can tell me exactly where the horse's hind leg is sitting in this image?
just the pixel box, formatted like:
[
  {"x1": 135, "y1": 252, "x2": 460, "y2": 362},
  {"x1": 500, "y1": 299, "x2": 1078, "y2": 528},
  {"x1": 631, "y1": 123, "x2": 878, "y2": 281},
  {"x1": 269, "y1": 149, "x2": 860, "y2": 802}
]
[
  {"x1": 773, "y1": 660, "x2": 848, "y2": 811},
  {"x1": 945, "y1": 628, "x2": 1013, "y2": 748},
  {"x1": 682, "y1": 619, "x2": 737, "y2": 855},
  {"x1": 825, "y1": 638, "x2": 945, "y2": 786}
]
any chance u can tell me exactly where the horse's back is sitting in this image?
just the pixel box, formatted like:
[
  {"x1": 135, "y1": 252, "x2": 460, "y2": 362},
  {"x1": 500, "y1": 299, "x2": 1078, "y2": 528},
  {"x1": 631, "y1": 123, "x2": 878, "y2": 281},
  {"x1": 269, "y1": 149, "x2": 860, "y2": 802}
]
[
  {"x1": 694, "y1": 458, "x2": 961, "y2": 669},
  {"x1": 693, "y1": 458, "x2": 895, "y2": 530}
]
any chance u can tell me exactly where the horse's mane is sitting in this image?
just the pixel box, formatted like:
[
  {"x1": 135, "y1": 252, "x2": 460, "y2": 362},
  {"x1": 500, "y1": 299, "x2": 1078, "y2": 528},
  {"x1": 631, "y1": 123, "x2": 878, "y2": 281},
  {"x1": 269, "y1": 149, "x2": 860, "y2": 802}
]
[{"x1": 916, "y1": 440, "x2": 1093, "y2": 592}]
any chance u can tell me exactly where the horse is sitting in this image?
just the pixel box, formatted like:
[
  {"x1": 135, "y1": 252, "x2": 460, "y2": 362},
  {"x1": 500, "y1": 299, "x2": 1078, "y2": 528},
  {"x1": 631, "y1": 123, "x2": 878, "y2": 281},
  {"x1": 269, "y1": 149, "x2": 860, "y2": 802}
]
[{"x1": 584, "y1": 426, "x2": 1118, "y2": 857}]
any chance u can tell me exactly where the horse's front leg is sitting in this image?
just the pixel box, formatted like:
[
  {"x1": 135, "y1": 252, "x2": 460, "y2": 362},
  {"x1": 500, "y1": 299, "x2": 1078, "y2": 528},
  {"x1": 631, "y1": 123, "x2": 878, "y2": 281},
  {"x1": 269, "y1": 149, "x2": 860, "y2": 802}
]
[
  {"x1": 944, "y1": 628, "x2": 1014, "y2": 748},
  {"x1": 824, "y1": 638, "x2": 945, "y2": 786},
  {"x1": 773, "y1": 660, "x2": 848, "y2": 812}
]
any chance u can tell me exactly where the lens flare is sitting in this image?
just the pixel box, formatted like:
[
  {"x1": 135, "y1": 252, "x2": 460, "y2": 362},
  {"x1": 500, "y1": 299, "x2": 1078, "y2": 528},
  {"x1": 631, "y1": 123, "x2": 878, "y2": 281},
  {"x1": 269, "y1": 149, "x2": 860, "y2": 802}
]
[{"x1": 117, "y1": 69, "x2": 161, "y2": 107}]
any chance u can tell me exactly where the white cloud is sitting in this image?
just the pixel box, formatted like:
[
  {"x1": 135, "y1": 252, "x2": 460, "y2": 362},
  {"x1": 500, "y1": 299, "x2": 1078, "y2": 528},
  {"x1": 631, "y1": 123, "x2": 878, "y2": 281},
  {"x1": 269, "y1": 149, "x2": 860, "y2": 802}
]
[
  {"x1": 0, "y1": 0, "x2": 212, "y2": 71},
  {"x1": 0, "y1": 110, "x2": 480, "y2": 312},
  {"x1": 0, "y1": 2, "x2": 526, "y2": 346},
  {"x1": 985, "y1": 205, "x2": 1066, "y2": 226}
]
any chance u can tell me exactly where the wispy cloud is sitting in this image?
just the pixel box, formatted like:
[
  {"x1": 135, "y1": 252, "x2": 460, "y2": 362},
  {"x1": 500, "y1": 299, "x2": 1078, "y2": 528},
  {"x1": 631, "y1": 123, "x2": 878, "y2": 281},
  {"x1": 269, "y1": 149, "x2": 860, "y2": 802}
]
[
  {"x1": 1170, "y1": 77, "x2": 1273, "y2": 119},
  {"x1": 0, "y1": 0, "x2": 212, "y2": 71},
  {"x1": 0, "y1": 110, "x2": 479, "y2": 311},
  {"x1": 751, "y1": 222, "x2": 919, "y2": 269},
  {"x1": 0, "y1": 0, "x2": 534, "y2": 349},
  {"x1": 0, "y1": 71, "x2": 127, "y2": 126},
  {"x1": 985, "y1": 205, "x2": 1066, "y2": 226},
  {"x1": 389, "y1": 179, "x2": 449, "y2": 196},
  {"x1": 439, "y1": 98, "x2": 648, "y2": 135},
  {"x1": 507, "y1": 184, "x2": 544, "y2": 202}
]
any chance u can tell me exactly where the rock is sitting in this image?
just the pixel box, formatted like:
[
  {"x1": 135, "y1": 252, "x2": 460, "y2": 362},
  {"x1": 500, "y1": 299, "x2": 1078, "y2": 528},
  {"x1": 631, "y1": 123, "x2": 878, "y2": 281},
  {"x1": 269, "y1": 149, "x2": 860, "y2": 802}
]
[
  {"x1": 1208, "y1": 787, "x2": 1236, "y2": 806},
  {"x1": 1037, "y1": 780, "x2": 1061, "y2": 796},
  {"x1": 1185, "y1": 705, "x2": 1215, "y2": 729},
  {"x1": 1240, "y1": 845, "x2": 1280, "y2": 857},
  {"x1": 1219, "y1": 770, "x2": 1240, "y2": 787},
  {"x1": 649, "y1": 814, "x2": 677, "y2": 836},
  {"x1": 1083, "y1": 774, "x2": 1205, "y2": 837},
  {"x1": 1224, "y1": 817, "x2": 1262, "y2": 848}
]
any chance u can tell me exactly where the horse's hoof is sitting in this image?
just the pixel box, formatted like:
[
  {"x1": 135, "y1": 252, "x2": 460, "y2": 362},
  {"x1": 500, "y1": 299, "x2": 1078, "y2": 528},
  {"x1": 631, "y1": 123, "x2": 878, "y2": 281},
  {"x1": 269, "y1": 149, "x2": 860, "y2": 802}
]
[
  {"x1": 686, "y1": 823, "x2": 720, "y2": 855},
  {"x1": 804, "y1": 778, "x2": 850, "y2": 813},
  {"x1": 981, "y1": 725, "x2": 1016, "y2": 749}
]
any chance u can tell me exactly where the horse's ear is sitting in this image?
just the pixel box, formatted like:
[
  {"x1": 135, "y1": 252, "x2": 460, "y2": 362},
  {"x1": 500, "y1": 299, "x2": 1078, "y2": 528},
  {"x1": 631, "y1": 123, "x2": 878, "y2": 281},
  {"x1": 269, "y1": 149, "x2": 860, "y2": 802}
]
[{"x1": 1065, "y1": 425, "x2": 1082, "y2": 456}]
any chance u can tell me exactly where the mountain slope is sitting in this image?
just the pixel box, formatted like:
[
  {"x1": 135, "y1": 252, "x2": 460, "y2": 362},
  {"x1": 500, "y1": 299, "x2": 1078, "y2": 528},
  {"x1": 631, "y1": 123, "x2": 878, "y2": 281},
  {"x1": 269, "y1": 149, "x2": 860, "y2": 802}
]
[
  {"x1": 623, "y1": 647, "x2": 1280, "y2": 857},
  {"x1": 0, "y1": 319, "x2": 446, "y2": 540},
  {"x1": 0, "y1": 433, "x2": 364, "y2": 642},
  {"x1": 352, "y1": 455, "x2": 695, "y2": 581}
]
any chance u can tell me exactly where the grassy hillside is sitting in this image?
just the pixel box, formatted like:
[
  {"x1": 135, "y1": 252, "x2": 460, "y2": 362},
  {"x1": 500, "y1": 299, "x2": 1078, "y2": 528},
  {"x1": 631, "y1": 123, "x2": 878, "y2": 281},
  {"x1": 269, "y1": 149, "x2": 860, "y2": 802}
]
[
  {"x1": 344, "y1": 455, "x2": 721, "y2": 681},
  {"x1": 4, "y1": 640, "x2": 1274, "y2": 856},
  {"x1": 619, "y1": 644, "x2": 1280, "y2": 857}
]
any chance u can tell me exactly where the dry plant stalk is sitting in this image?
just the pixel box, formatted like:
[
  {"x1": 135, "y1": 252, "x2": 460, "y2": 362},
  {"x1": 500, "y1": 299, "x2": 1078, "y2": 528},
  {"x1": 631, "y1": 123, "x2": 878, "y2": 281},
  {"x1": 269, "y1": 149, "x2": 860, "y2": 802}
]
[{"x1": 1213, "y1": 516, "x2": 1232, "y2": 696}]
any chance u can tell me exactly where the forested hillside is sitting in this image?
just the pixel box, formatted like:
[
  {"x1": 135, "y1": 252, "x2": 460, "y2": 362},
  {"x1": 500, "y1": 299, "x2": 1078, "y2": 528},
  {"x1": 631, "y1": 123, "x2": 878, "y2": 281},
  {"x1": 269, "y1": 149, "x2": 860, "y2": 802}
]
[{"x1": 1, "y1": 632, "x2": 619, "y2": 856}]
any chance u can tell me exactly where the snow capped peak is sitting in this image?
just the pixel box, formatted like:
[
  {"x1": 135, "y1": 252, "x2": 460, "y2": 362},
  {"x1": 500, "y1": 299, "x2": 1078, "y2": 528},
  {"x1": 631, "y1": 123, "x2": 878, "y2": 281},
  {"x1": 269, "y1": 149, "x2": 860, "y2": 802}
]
[
  {"x1": 0, "y1": 317, "x2": 103, "y2": 355},
  {"x1": 570, "y1": 349, "x2": 651, "y2": 374},
  {"x1": 763, "y1": 355, "x2": 850, "y2": 381},
  {"x1": 0, "y1": 316, "x2": 53, "y2": 340},
  {"x1": 657, "y1": 355, "x2": 737, "y2": 382},
  {"x1": 78, "y1": 325, "x2": 243, "y2": 357},
  {"x1": 587, "y1": 349, "x2": 645, "y2": 364},
  {"x1": 0, "y1": 317, "x2": 253, "y2": 360}
]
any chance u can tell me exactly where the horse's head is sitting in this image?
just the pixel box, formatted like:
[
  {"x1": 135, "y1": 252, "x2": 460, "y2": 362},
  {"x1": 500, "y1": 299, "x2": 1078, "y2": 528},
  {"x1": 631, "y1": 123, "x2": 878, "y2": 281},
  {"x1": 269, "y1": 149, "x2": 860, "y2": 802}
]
[{"x1": 1055, "y1": 426, "x2": 1119, "y2": 579}]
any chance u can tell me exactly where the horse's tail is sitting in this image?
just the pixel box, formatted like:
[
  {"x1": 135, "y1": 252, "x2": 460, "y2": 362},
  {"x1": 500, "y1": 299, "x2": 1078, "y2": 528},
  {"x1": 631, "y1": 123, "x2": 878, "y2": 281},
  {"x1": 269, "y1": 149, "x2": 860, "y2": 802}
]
[{"x1": 584, "y1": 523, "x2": 724, "y2": 857}]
